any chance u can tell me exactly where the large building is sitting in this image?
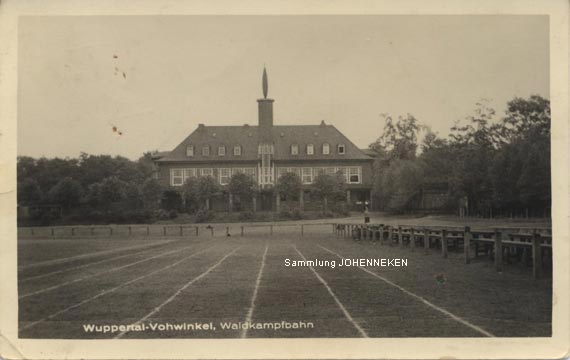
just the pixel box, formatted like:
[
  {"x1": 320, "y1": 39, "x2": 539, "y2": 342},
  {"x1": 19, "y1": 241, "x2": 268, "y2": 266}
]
[{"x1": 153, "y1": 69, "x2": 374, "y2": 212}]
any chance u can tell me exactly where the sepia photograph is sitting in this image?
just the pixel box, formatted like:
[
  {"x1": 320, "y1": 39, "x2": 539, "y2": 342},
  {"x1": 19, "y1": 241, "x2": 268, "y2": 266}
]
[{"x1": 1, "y1": 1, "x2": 569, "y2": 359}]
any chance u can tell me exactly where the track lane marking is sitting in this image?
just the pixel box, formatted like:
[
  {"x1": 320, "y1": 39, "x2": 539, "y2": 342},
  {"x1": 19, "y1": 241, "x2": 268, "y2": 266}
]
[
  {"x1": 19, "y1": 242, "x2": 204, "y2": 299},
  {"x1": 293, "y1": 245, "x2": 369, "y2": 338},
  {"x1": 241, "y1": 245, "x2": 269, "y2": 339},
  {"x1": 115, "y1": 246, "x2": 241, "y2": 339},
  {"x1": 19, "y1": 241, "x2": 189, "y2": 283},
  {"x1": 19, "y1": 239, "x2": 178, "y2": 270},
  {"x1": 317, "y1": 244, "x2": 495, "y2": 337},
  {"x1": 19, "y1": 245, "x2": 217, "y2": 332}
]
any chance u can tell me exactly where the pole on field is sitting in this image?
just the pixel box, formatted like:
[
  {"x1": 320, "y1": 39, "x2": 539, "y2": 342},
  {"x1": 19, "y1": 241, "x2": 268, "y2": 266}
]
[
  {"x1": 129, "y1": 226, "x2": 132, "y2": 236},
  {"x1": 410, "y1": 228, "x2": 415, "y2": 251},
  {"x1": 464, "y1": 226, "x2": 471, "y2": 264},
  {"x1": 91, "y1": 227, "x2": 94, "y2": 236},
  {"x1": 241, "y1": 226, "x2": 244, "y2": 236},
  {"x1": 50, "y1": 228, "x2": 54, "y2": 237},
  {"x1": 31, "y1": 228, "x2": 34, "y2": 236},
  {"x1": 226, "y1": 226, "x2": 230, "y2": 236},
  {"x1": 532, "y1": 232, "x2": 543, "y2": 280},
  {"x1": 147, "y1": 226, "x2": 150, "y2": 236},
  {"x1": 180, "y1": 226, "x2": 183, "y2": 237},
  {"x1": 163, "y1": 226, "x2": 166, "y2": 236},
  {"x1": 211, "y1": 227, "x2": 214, "y2": 237},
  {"x1": 270, "y1": 225, "x2": 273, "y2": 236},
  {"x1": 398, "y1": 226, "x2": 403, "y2": 247},
  {"x1": 424, "y1": 227, "x2": 430, "y2": 252},
  {"x1": 494, "y1": 229, "x2": 503, "y2": 272},
  {"x1": 110, "y1": 227, "x2": 113, "y2": 236},
  {"x1": 195, "y1": 226, "x2": 199, "y2": 236},
  {"x1": 441, "y1": 229, "x2": 448, "y2": 258},
  {"x1": 301, "y1": 224, "x2": 304, "y2": 237},
  {"x1": 71, "y1": 227, "x2": 75, "y2": 236},
  {"x1": 332, "y1": 223, "x2": 335, "y2": 234}
]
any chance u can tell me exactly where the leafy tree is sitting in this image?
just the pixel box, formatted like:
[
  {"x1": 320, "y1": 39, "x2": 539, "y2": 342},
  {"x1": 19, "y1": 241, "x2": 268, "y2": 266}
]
[
  {"x1": 141, "y1": 178, "x2": 164, "y2": 211},
  {"x1": 229, "y1": 173, "x2": 257, "y2": 211},
  {"x1": 97, "y1": 176, "x2": 128, "y2": 209},
  {"x1": 196, "y1": 176, "x2": 221, "y2": 210},
  {"x1": 161, "y1": 190, "x2": 183, "y2": 212},
  {"x1": 48, "y1": 177, "x2": 83, "y2": 208},
  {"x1": 311, "y1": 174, "x2": 346, "y2": 212},
  {"x1": 181, "y1": 177, "x2": 200, "y2": 213},
  {"x1": 18, "y1": 178, "x2": 43, "y2": 205},
  {"x1": 276, "y1": 172, "x2": 302, "y2": 205},
  {"x1": 369, "y1": 113, "x2": 422, "y2": 162}
]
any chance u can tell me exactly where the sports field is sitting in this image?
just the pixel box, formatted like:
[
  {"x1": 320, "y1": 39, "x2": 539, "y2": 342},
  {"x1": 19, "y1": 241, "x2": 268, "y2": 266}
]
[{"x1": 18, "y1": 222, "x2": 552, "y2": 339}]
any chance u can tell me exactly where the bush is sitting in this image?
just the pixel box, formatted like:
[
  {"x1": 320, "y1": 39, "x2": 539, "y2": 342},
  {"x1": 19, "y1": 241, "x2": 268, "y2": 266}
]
[
  {"x1": 279, "y1": 208, "x2": 291, "y2": 219},
  {"x1": 195, "y1": 208, "x2": 215, "y2": 223},
  {"x1": 332, "y1": 202, "x2": 350, "y2": 216},
  {"x1": 154, "y1": 209, "x2": 172, "y2": 221},
  {"x1": 238, "y1": 211, "x2": 254, "y2": 221},
  {"x1": 290, "y1": 207, "x2": 304, "y2": 220}
]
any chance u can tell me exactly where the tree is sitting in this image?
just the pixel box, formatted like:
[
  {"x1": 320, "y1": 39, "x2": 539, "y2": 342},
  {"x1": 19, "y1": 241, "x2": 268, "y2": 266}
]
[
  {"x1": 229, "y1": 173, "x2": 257, "y2": 211},
  {"x1": 196, "y1": 176, "x2": 221, "y2": 210},
  {"x1": 275, "y1": 172, "x2": 302, "y2": 205},
  {"x1": 369, "y1": 113, "x2": 422, "y2": 162},
  {"x1": 97, "y1": 176, "x2": 128, "y2": 210},
  {"x1": 18, "y1": 178, "x2": 43, "y2": 205},
  {"x1": 141, "y1": 178, "x2": 163, "y2": 211},
  {"x1": 311, "y1": 174, "x2": 345, "y2": 213},
  {"x1": 181, "y1": 177, "x2": 200, "y2": 213},
  {"x1": 48, "y1": 177, "x2": 83, "y2": 209}
]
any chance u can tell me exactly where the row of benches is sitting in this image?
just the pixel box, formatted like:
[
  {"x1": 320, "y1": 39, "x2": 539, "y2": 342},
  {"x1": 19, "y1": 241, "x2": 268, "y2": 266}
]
[{"x1": 333, "y1": 223, "x2": 552, "y2": 279}]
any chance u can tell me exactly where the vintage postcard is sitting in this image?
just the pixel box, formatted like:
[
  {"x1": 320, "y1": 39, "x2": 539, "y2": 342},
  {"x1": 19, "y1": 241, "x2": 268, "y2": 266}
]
[{"x1": 0, "y1": 0, "x2": 568, "y2": 359}]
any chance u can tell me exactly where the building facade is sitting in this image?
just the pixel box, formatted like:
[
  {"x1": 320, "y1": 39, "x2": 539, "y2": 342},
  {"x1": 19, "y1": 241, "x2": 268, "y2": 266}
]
[{"x1": 153, "y1": 69, "x2": 374, "y2": 211}]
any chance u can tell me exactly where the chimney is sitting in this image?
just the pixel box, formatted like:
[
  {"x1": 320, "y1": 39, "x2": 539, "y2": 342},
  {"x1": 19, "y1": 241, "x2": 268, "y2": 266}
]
[{"x1": 258, "y1": 67, "x2": 274, "y2": 142}]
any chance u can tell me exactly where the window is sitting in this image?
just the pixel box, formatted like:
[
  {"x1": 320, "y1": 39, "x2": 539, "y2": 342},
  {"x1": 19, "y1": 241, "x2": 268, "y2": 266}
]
[
  {"x1": 338, "y1": 144, "x2": 346, "y2": 155},
  {"x1": 313, "y1": 167, "x2": 325, "y2": 177},
  {"x1": 234, "y1": 145, "x2": 241, "y2": 156},
  {"x1": 201, "y1": 168, "x2": 213, "y2": 177},
  {"x1": 186, "y1": 145, "x2": 194, "y2": 157},
  {"x1": 202, "y1": 146, "x2": 210, "y2": 156},
  {"x1": 171, "y1": 169, "x2": 184, "y2": 186},
  {"x1": 322, "y1": 143, "x2": 330, "y2": 155},
  {"x1": 349, "y1": 167, "x2": 361, "y2": 184},
  {"x1": 219, "y1": 168, "x2": 231, "y2": 185},
  {"x1": 277, "y1": 167, "x2": 288, "y2": 178},
  {"x1": 218, "y1": 146, "x2": 226, "y2": 156},
  {"x1": 184, "y1": 168, "x2": 197, "y2": 183},
  {"x1": 325, "y1": 167, "x2": 336, "y2": 176},
  {"x1": 307, "y1": 144, "x2": 314, "y2": 155},
  {"x1": 291, "y1": 144, "x2": 299, "y2": 155},
  {"x1": 302, "y1": 167, "x2": 313, "y2": 184},
  {"x1": 244, "y1": 168, "x2": 256, "y2": 180}
]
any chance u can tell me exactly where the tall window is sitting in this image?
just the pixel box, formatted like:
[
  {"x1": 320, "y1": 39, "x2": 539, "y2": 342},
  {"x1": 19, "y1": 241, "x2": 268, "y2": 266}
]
[
  {"x1": 218, "y1": 146, "x2": 226, "y2": 156},
  {"x1": 219, "y1": 168, "x2": 231, "y2": 185},
  {"x1": 234, "y1": 145, "x2": 241, "y2": 156},
  {"x1": 322, "y1": 143, "x2": 330, "y2": 155},
  {"x1": 349, "y1": 167, "x2": 361, "y2": 184},
  {"x1": 202, "y1": 146, "x2": 210, "y2": 156},
  {"x1": 302, "y1": 167, "x2": 313, "y2": 184},
  {"x1": 291, "y1": 144, "x2": 299, "y2": 155},
  {"x1": 307, "y1": 144, "x2": 314, "y2": 155},
  {"x1": 186, "y1": 145, "x2": 194, "y2": 157},
  {"x1": 338, "y1": 144, "x2": 346, "y2": 155},
  {"x1": 171, "y1": 169, "x2": 184, "y2": 186},
  {"x1": 184, "y1": 168, "x2": 197, "y2": 182},
  {"x1": 201, "y1": 168, "x2": 213, "y2": 177}
]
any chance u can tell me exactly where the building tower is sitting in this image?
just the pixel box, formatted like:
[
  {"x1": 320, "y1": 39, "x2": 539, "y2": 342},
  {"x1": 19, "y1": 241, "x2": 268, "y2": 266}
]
[{"x1": 257, "y1": 67, "x2": 275, "y2": 187}]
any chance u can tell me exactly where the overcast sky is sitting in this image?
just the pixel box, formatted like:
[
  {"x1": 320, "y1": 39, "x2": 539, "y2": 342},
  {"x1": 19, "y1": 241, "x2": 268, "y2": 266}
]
[{"x1": 18, "y1": 15, "x2": 549, "y2": 160}]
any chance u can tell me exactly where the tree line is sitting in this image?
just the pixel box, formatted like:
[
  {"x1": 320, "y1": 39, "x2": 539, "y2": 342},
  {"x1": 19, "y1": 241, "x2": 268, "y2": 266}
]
[{"x1": 369, "y1": 95, "x2": 551, "y2": 218}]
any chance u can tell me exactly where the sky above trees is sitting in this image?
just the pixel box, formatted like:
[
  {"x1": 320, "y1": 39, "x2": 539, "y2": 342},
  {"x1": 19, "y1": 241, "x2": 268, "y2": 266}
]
[{"x1": 18, "y1": 15, "x2": 549, "y2": 160}]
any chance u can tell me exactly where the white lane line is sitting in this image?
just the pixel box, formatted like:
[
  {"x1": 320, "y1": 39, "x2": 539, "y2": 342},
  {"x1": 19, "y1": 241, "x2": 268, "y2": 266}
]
[
  {"x1": 241, "y1": 245, "x2": 269, "y2": 339},
  {"x1": 19, "y1": 243, "x2": 201, "y2": 299},
  {"x1": 19, "y1": 242, "x2": 181, "y2": 283},
  {"x1": 19, "y1": 240, "x2": 178, "y2": 270},
  {"x1": 293, "y1": 245, "x2": 369, "y2": 338},
  {"x1": 19, "y1": 245, "x2": 217, "y2": 332},
  {"x1": 115, "y1": 246, "x2": 241, "y2": 339},
  {"x1": 317, "y1": 244, "x2": 495, "y2": 337}
]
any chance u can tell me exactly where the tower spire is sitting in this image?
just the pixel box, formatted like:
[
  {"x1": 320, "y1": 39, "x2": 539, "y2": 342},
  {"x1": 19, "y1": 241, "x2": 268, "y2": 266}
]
[{"x1": 262, "y1": 66, "x2": 268, "y2": 99}]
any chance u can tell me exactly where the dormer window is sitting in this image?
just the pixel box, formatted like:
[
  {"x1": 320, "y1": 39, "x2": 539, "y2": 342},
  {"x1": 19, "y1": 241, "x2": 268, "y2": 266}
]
[
  {"x1": 307, "y1": 144, "x2": 314, "y2": 155},
  {"x1": 218, "y1": 146, "x2": 226, "y2": 156},
  {"x1": 322, "y1": 143, "x2": 330, "y2": 155},
  {"x1": 338, "y1": 144, "x2": 346, "y2": 155},
  {"x1": 202, "y1": 146, "x2": 210, "y2": 156},
  {"x1": 186, "y1": 145, "x2": 194, "y2": 157},
  {"x1": 291, "y1": 144, "x2": 299, "y2": 155},
  {"x1": 234, "y1": 145, "x2": 241, "y2": 156}
]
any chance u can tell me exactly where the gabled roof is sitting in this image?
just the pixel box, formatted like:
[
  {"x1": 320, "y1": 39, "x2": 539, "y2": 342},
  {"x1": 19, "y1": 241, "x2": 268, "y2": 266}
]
[{"x1": 156, "y1": 123, "x2": 372, "y2": 162}]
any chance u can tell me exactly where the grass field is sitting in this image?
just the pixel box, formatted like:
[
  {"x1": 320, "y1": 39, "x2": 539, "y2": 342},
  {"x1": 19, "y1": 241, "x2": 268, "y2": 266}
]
[{"x1": 18, "y1": 219, "x2": 552, "y2": 339}]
